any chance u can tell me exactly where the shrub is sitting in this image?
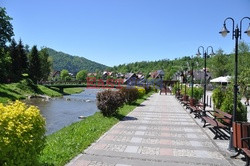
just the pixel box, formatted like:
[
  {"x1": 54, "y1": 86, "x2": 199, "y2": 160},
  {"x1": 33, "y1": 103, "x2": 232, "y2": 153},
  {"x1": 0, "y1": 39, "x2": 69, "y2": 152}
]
[
  {"x1": 97, "y1": 90, "x2": 124, "y2": 116},
  {"x1": 181, "y1": 84, "x2": 189, "y2": 96},
  {"x1": 119, "y1": 87, "x2": 139, "y2": 104},
  {"x1": 187, "y1": 87, "x2": 203, "y2": 101},
  {"x1": 212, "y1": 86, "x2": 226, "y2": 109},
  {"x1": 220, "y1": 88, "x2": 247, "y2": 122},
  {"x1": 144, "y1": 86, "x2": 152, "y2": 94},
  {"x1": 17, "y1": 78, "x2": 38, "y2": 93},
  {"x1": 0, "y1": 101, "x2": 46, "y2": 166},
  {"x1": 172, "y1": 83, "x2": 178, "y2": 95},
  {"x1": 136, "y1": 86, "x2": 146, "y2": 98}
]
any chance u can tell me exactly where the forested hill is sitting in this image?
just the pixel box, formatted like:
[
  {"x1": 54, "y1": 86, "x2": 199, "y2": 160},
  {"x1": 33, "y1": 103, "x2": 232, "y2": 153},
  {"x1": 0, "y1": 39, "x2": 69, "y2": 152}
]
[{"x1": 46, "y1": 48, "x2": 108, "y2": 73}]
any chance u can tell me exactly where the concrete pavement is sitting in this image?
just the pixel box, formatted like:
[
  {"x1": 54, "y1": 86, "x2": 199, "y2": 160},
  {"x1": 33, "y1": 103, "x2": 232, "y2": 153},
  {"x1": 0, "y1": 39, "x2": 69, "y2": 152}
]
[{"x1": 66, "y1": 93, "x2": 242, "y2": 166}]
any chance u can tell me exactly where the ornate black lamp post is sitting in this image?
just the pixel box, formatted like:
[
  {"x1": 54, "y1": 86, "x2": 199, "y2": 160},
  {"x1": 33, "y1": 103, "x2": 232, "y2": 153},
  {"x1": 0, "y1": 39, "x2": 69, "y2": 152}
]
[
  {"x1": 196, "y1": 46, "x2": 215, "y2": 116},
  {"x1": 219, "y1": 17, "x2": 250, "y2": 123},
  {"x1": 190, "y1": 57, "x2": 194, "y2": 100},
  {"x1": 219, "y1": 16, "x2": 250, "y2": 150}
]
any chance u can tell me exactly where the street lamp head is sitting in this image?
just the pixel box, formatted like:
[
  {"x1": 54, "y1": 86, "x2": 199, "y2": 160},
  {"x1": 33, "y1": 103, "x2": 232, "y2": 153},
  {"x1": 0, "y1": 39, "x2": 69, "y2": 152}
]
[
  {"x1": 209, "y1": 50, "x2": 215, "y2": 56},
  {"x1": 219, "y1": 23, "x2": 230, "y2": 37},
  {"x1": 196, "y1": 50, "x2": 201, "y2": 57},
  {"x1": 245, "y1": 23, "x2": 250, "y2": 37}
]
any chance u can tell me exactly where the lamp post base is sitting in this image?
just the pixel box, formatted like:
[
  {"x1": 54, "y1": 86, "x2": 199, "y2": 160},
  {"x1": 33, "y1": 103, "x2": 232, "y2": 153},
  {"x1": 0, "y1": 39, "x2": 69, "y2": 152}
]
[{"x1": 228, "y1": 130, "x2": 236, "y2": 152}]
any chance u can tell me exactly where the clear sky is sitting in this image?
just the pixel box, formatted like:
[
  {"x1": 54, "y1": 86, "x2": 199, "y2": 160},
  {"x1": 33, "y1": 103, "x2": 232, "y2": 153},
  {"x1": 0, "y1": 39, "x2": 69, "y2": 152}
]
[{"x1": 1, "y1": 0, "x2": 250, "y2": 67}]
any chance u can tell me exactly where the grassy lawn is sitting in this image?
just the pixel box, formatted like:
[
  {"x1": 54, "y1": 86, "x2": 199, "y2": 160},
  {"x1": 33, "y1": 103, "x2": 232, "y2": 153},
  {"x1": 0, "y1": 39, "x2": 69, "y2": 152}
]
[
  {"x1": 0, "y1": 81, "x2": 84, "y2": 104},
  {"x1": 39, "y1": 92, "x2": 154, "y2": 166},
  {"x1": 63, "y1": 87, "x2": 84, "y2": 94},
  {"x1": 0, "y1": 83, "x2": 34, "y2": 103}
]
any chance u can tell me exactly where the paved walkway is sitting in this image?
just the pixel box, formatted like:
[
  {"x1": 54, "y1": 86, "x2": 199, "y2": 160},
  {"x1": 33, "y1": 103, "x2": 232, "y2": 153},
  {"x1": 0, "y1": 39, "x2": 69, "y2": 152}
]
[{"x1": 67, "y1": 93, "x2": 238, "y2": 166}]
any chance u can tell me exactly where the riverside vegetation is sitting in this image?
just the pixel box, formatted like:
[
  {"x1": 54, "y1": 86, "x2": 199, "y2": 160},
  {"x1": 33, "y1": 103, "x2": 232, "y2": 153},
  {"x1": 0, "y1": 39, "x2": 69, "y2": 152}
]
[
  {"x1": 39, "y1": 86, "x2": 153, "y2": 166},
  {"x1": 0, "y1": 78, "x2": 83, "y2": 104},
  {"x1": 0, "y1": 82, "x2": 154, "y2": 166}
]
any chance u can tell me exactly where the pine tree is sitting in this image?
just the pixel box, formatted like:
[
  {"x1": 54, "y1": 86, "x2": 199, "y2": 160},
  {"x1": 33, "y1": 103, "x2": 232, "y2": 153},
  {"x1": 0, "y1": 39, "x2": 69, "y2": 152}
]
[
  {"x1": 39, "y1": 48, "x2": 52, "y2": 81},
  {"x1": 17, "y1": 39, "x2": 28, "y2": 74},
  {"x1": 28, "y1": 46, "x2": 41, "y2": 83},
  {"x1": 0, "y1": 7, "x2": 14, "y2": 48},
  {"x1": 9, "y1": 39, "x2": 21, "y2": 82}
]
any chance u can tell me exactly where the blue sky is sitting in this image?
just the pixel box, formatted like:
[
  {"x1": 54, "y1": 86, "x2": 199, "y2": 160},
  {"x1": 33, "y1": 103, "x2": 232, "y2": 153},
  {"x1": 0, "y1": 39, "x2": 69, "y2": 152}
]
[{"x1": 1, "y1": 0, "x2": 250, "y2": 67}]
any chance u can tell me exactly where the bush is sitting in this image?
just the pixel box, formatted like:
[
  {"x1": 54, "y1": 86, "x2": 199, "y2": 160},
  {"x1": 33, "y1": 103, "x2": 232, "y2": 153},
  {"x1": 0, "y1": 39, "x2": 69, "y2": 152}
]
[
  {"x1": 220, "y1": 88, "x2": 247, "y2": 122},
  {"x1": 119, "y1": 87, "x2": 139, "y2": 104},
  {"x1": 212, "y1": 86, "x2": 226, "y2": 109},
  {"x1": 17, "y1": 78, "x2": 38, "y2": 93},
  {"x1": 97, "y1": 90, "x2": 125, "y2": 116},
  {"x1": 0, "y1": 101, "x2": 46, "y2": 166},
  {"x1": 136, "y1": 86, "x2": 146, "y2": 98},
  {"x1": 144, "y1": 86, "x2": 152, "y2": 94},
  {"x1": 172, "y1": 83, "x2": 178, "y2": 95},
  {"x1": 187, "y1": 87, "x2": 203, "y2": 101}
]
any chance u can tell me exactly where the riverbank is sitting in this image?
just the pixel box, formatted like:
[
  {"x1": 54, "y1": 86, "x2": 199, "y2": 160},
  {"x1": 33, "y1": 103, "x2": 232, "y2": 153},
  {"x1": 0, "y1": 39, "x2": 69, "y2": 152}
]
[
  {"x1": 38, "y1": 91, "x2": 154, "y2": 166},
  {"x1": 0, "y1": 79, "x2": 84, "y2": 104}
]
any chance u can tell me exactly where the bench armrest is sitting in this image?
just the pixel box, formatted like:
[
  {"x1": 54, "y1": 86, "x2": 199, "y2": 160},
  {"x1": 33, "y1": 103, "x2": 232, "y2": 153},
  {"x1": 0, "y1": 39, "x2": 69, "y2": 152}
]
[{"x1": 242, "y1": 137, "x2": 250, "y2": 149}]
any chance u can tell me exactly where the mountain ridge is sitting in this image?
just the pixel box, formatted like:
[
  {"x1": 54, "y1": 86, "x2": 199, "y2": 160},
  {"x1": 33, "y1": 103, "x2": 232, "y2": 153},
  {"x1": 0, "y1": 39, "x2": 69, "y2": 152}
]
[{"x1": 46, "y1": 48, "x2": 108, "y2": 73}]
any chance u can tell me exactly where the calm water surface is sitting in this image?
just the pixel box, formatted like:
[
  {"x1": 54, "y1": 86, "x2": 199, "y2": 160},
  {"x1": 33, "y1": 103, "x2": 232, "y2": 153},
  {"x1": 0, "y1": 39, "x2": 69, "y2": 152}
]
[{"x1": 25, "y1": 88, "x2": 102, "y2": 135}]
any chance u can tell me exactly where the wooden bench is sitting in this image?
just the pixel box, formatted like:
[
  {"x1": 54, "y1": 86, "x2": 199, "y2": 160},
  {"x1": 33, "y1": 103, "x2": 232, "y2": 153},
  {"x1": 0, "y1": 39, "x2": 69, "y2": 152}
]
[
  {"x1": 241, "y1": 137, "x2": 250, "y2": 166},
  {"x1": 231, "y1": 122, "x2": 250, "y2": 165},
  {"x1": 189, "y1": 105, "x2": 202, "y2": 118},
  {"x1": 202, "y1": 108, "x2": 232, "y2": 139}
]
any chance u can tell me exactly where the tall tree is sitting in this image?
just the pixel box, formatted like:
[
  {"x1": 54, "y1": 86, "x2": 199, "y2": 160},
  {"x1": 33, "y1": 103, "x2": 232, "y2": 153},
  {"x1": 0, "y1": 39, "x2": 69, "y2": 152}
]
[
  {"x1": 28, "y1": 46, "x2": 41, "y2": 83},
  {"x1": 0, "y1": 48, "x2": 11, "y2": 83},
  {"x1": 60, "y1": 69, "x2": 69, "y2": 81},
  {"x1": 76, "y1": 70, "x2": 88, "y2": 81},
  {"x1": 210, "y1": 48, "x2": 230, "y2": 77},
  {"x1": 17, "y1": 39, "x2": 28, "y2": 74},
  {"x1": 0, "y1": 7, "x2": 14, "y2": 48},
  {"x1": 39, "y1": 48, "x2": 52, "y2": 81},
  {"x1": 9, "y1": 39, "x2": 21, "y2": 81}
]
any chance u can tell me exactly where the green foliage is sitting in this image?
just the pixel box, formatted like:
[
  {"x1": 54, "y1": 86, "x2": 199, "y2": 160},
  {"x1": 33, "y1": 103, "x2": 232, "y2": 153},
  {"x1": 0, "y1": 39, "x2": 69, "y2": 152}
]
[
  {"x1": 0, "y1": 48, "x2": 11, "y2": 83},
  {"x1": 46, "y1": 48, "x2": 107, "y2": 73},
  {"x1": 76, "y1": 70, "x2": 88, "y2": 81},
  {"x1": 210, "y1": 49, "x2": 230, "y2": 77},
  {"x1": 119, "y1": 87, "x2": 139, "y2": 104},
  {"x1": 39, "y1": 92, "x2": 153, "y2": 166},
  {"x1": 220, "y1": 86, "x2": 247, "y2": 122},
  {"x1": 28, "y1": 46, "x2": 41, "y2": 83},
  {"x1": 97, "y1": 90, "x2": 125, "y2": 116},
  {"x1": 187, "y1": 86, "x2": 203, "y2": 101},
  {"x1": 39, "y1": 48, "x2": 52, "y2": 81},
  {"x1": 9, "y1": 39, "x2": 22, "y2": 82},
  {"x1": 0, "y1": 101, "x2": 46, "y2": 166},
  {"x1": 212, "y1": 86, "x2": 226, "y2": 109},
  {"x1": 172, "y1": 83, "x2": 178, "y2": 95},
  {"x1": 239, "y1": 68, "x2": 250, "y2": 100},
  {"x1": 144, "y1": 86, "x2": 153, "y2": 94},
  {"x1": 60, "y1": 69, "x2": 69, "y2": 81},
  {"x1": 0, "y1": 7, "x2": 14, "y2": 48},
  {"x1": 18, "y1": 39, "x2": 28, "y2": 75}
]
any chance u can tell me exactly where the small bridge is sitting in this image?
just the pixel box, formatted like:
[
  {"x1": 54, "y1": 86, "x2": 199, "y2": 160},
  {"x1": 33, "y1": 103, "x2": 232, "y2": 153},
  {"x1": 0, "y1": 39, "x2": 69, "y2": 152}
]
[
  {"x1": 39, "y1": 80, "x2": 124, "y2": 93},
  {"x1": 40, "y1": 81, "x2": 86, "y2": 93}
]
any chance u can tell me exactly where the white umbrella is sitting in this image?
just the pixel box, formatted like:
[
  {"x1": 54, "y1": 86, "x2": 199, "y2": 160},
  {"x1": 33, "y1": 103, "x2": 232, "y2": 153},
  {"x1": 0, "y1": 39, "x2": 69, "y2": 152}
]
[{"x1": 210, "y1": 76, "x2": 231, "y2": 83}]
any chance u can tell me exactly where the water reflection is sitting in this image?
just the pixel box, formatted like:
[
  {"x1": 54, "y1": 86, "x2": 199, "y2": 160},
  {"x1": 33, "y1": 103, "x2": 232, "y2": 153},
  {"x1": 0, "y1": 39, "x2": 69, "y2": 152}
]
[{"x1": 25, "y1": 88, "x2": 101, "y2": 135}]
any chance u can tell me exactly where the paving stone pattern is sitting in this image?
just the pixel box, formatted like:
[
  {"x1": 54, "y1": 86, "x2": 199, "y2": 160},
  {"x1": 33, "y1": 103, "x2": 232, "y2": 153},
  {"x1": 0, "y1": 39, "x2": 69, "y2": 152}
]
[{"x1": 66, "y1": 94, "x2": 236, "y2": 166}]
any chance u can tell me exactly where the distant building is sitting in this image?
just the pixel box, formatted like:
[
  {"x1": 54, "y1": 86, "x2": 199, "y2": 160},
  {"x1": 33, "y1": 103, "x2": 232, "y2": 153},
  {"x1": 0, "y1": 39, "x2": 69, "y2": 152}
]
[
  {"x1": 151, "y1": 70, "x2": 165, "y2": 79},
  {"x1": 51, "y1": 71, "x2": 61, "y2": 81}
]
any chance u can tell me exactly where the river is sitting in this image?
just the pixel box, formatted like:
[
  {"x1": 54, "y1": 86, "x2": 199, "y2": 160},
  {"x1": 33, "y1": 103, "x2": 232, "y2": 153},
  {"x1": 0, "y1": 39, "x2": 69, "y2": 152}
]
[{"x1": 25, "y1": 88, "x2": 101, "y2": 135}]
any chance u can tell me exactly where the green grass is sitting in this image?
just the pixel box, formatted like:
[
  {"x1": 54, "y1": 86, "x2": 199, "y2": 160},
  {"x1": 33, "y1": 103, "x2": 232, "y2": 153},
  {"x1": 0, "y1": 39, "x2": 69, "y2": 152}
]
[
  {"x1": 0, "y1": 81, "x2": 85, "y2": 104},
  {"x1": 39, "y1": 92, "x2": 154, "y2": 166},
  {"x1": 0, "y1": 83, "x2": 34, "y2": 103},
  {"x1": 63, "y1": 87, "x2": 84, "y2": 94}
]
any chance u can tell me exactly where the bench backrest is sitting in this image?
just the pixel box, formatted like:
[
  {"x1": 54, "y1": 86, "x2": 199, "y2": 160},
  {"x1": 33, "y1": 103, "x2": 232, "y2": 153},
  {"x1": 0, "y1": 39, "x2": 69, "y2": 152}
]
[
  {"x1": 233, "y1": 122, "x2": 250, "y2": 148},
  {"x1": 214, "y1": 108, "x2": 232, "y2": 125}
]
